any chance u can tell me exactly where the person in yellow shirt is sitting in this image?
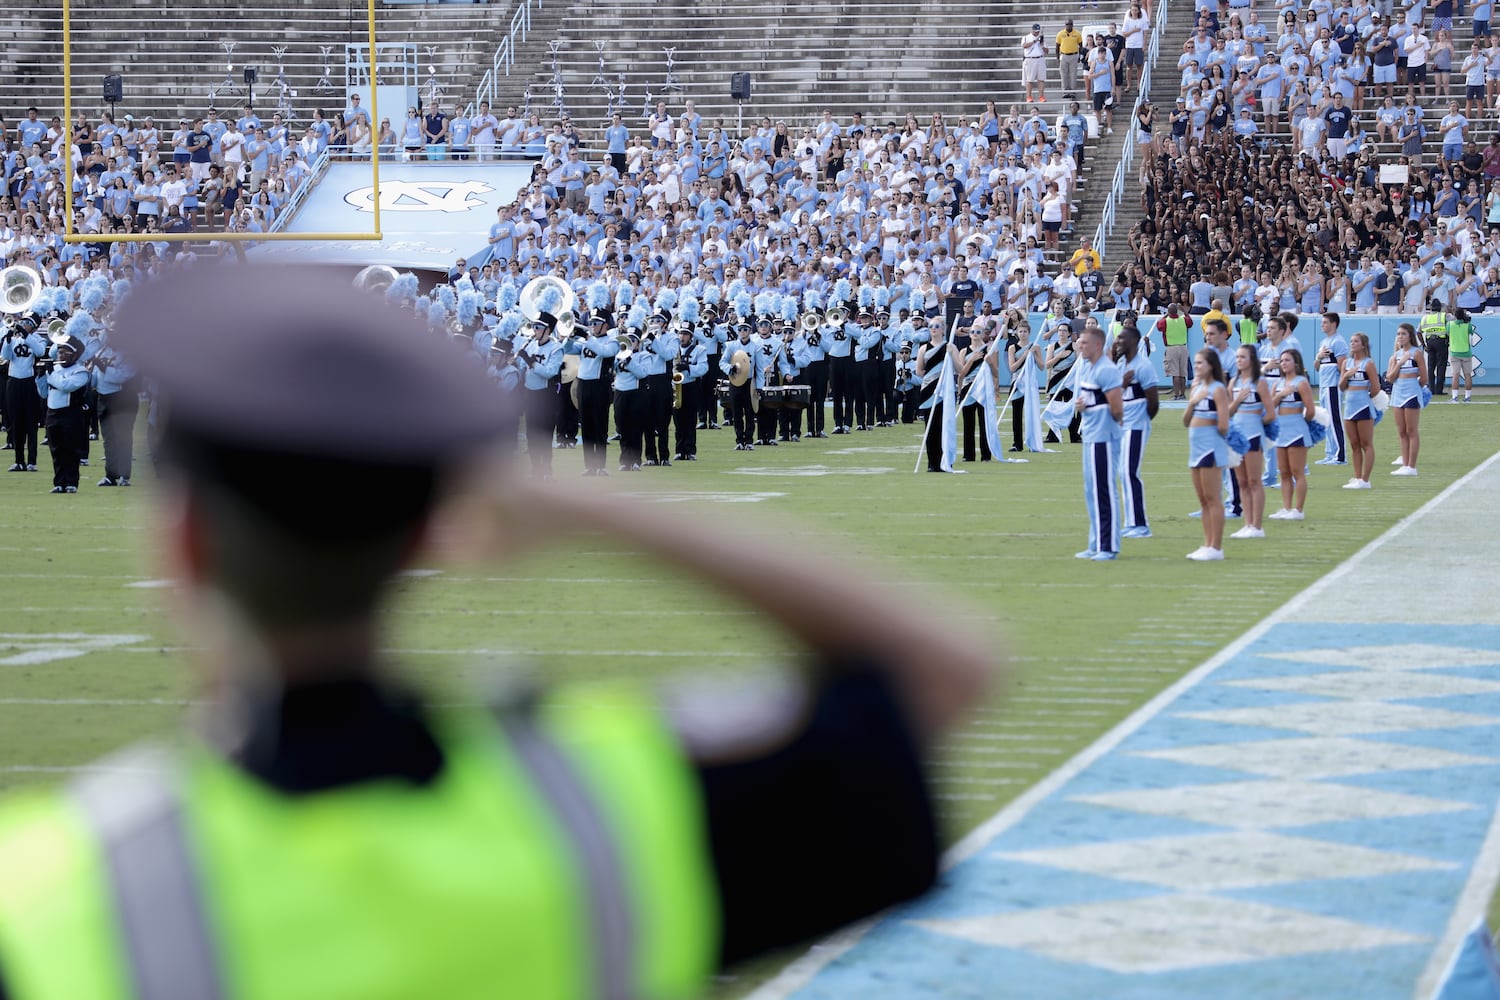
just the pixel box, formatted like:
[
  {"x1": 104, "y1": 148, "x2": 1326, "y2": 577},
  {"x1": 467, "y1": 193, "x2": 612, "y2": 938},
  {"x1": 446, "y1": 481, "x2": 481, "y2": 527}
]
[
  {"x1": 1203, "y1": 298, "x2": 1229, "y2": 333},
  {"x1": 1069, "y1": 235, "x2": 1102, "y2": 276},
  {"x1": 1056, "y1": 19, "x2": 1084, "y2": 97}
]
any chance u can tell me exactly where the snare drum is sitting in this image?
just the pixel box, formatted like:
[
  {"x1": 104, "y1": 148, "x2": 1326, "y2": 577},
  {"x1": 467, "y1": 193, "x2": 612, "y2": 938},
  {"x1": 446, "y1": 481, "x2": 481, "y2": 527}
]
[{"x1": 762, "y1": 384, "x2": 811, "y2": 409}]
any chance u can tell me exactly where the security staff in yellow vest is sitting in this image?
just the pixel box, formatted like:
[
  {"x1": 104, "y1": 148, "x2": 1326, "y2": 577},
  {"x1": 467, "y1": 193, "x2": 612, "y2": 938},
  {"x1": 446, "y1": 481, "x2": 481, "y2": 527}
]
[
  {"x1": 1154, "y1": 302, "x2": 1193, "y2": 400},
  {"x1": 0, "y1": 265, "x2": 998, "y2": 1000},
  {"x1": 1419, "y1": 300, "x2": 1451, "y2": 396}
]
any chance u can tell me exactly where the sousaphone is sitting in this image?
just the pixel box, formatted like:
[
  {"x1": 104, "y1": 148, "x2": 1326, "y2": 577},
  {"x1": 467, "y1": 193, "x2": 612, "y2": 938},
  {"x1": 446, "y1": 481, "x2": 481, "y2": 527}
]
[{"x1": 518, "y1": 275, "x2": 578, "y2": 337}]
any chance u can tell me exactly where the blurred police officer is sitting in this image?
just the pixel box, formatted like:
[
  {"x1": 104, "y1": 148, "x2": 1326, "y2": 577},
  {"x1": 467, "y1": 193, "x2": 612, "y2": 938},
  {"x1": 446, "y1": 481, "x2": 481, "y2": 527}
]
[{"x1": 0, "y1": 265, "x2": 997, "y2": 997}]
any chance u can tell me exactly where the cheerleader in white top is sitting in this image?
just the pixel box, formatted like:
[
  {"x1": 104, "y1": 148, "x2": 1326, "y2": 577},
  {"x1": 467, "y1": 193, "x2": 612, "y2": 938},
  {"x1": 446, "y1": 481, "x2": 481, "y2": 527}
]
[
  {"x1": 1269, "y1": 348, "x2": 1317, "y2": 521},
  {"x1": 1227, "y1": 344, "x2": 1277, "y2": 538},
  {"x1": 1338, "y1": 331, "x2": 1380, "y2": 489},
  {"x1": 1385, "y1": 322, "x2": 1429, "y2": 476},
  {"x1": 1182, "y1": 348, "x2": 1232, "y2": 561}
]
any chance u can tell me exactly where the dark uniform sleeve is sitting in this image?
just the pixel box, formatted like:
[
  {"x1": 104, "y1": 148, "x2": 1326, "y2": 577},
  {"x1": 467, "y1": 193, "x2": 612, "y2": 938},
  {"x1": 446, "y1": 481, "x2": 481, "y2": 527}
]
[{"x1": 695, "y1": 663, "x2": 940, "y2": 967}]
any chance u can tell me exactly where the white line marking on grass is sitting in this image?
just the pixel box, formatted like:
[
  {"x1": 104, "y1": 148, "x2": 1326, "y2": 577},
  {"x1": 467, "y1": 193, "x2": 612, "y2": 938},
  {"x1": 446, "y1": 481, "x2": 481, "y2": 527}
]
[
  {"x1": 0, "y1": 698, "x2": 196, "y2": 706},
  {"x1": 748, "y1": 447, "x2": 1500, "y2": 1000},
  {"x1": 117, "y1": 646, "x2": 776, "y2": 659},
  {"x1": 0, "y1": 633, "x2": 151, "y2": 666}
]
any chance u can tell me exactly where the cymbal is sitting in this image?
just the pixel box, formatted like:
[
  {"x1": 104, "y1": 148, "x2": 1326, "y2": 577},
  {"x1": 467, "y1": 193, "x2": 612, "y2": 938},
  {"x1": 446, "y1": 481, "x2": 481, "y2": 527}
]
[
  {"x1": 728, "y1": 349, "x2": 752, "y2": 387},
  {"x1": 560, "y1": 354, "x2": 580, "y2": 384}
]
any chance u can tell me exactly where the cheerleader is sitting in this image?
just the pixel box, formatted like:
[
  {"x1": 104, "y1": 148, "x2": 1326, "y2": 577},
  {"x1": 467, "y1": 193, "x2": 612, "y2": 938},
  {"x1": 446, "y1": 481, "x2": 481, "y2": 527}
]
[
  {"x1": 1269, "y1": 348, "x2": 1317, "y2": 520},
  {"x1": 1228, "y1": 344, "x2": 1276, "y2": 538},
  {"x1": 1183, "y1": 347, "x2": 1232, "y2": 561},
  {"x1": 1338, "y1": 332, "x2": 1380, "y2": 489},
  {"x1": 1386, "y1": 322, "x2": 1429, "y2": 476}
]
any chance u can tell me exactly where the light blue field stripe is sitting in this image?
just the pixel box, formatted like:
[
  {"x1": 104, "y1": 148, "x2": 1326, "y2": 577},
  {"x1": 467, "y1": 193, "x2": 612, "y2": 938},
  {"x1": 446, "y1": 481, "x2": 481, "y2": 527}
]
[{"x1": 752, "y1": 449, "x2": 1500, "y2": 1000}]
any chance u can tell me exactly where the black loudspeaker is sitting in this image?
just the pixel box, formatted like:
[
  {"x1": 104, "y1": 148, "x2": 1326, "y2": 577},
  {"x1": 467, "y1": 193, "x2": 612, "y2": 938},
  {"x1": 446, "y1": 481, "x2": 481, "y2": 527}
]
[
  {"x1": 730, "y1": 73, "x2": 752, "y2": 101},
  {"x1": 243, "y1": 67, "x2": 258, "y2": 85},
  {"x1": 102, "y1": 74, "x2": 123, "y2": 103}
]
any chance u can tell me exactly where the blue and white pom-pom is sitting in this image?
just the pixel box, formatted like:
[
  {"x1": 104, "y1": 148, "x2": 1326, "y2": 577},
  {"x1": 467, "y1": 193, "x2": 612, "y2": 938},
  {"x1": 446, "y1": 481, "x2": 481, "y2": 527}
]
[
  {"x1": 534, "y1": 284, "x2": 564, "y2": 318},
  {"x1": 678, "y1": 297, "x2": 700, "y2": 325},
  {"x1": 78, "y1": 277, "x2": 109, "y2": 314},
  {"x1": 653, "y1": 289, "x2": 679, "y2": 314},
  {"x1": 455, "y1": 275, "x2": 476, "y2": 294},
  {"x1": 615, "y1": 284, "x2": 635, "y2": 311},
  {"x1": 426, "y1": 300, "x2": 450, "y2": 331},
  {"x1": 496, "y1": 313, "x2": 524, "y2": 339},
  {"x1": 434, "y1": 284, "x2": 457, "y2": 314},
  {"x1": 780, "y1": 296, "x2": 798, "y2": 324},
  {"x1": 110, "y1": 278, "x2": 133, "y2": 305},
  {"x1": 413, "y1": 294, "x2": 432, "y2": 317},
  {"x1": 586, "y1": 281, "x2": 611, "y2": 311},
  {"x1": 704, "y1": 285, "x2": 722, "y2": 306},
  {"x1": 65, "y1": 313, "x2": 96, "y2": 339},
  {"x1": 833, "y1": 278, "x2": 852, "y2": 305},
  {"x1": 873, "y1": 285, "x2": 890, "y2": 309},
  {"x1": 910, "y1": 290, "x2": 926, "y2": 312},
  {"x1": 1226, "y1": 428, "x2": 1250, "y2": 468},
  {"x1": 626, "y1": 300, "x2": 650, "y2": 331},
  {"x1": 457, "y1": 289, "x2": 481, "y2": 327},
  {"x1": 753, "y1": 291, "x2": 776, "y2": 317},
  {"x1": 804, "y1": 289, "x2": 824, "y2": 312},
  {"x1": 385, "y1": 272, "x2": 420, "y2": 306},
  {"x1": 725, "y1": 278, "x2": 748, "y2": 301},
  {"x1": 733, "y1": 291, "x2": 753, "y2": 319},
  {"x1": 857, "y1": 284, "x2": 875, "y2": 309},
  {"x1": 496, "y1": 282, "x2": 520, "y2": 314}
]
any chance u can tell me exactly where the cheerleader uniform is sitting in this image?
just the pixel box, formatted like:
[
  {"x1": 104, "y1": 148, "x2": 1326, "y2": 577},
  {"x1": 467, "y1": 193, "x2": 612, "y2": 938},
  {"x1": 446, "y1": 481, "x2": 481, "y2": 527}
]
[
  {"x1": 1188, "y1": 383, "x2": 1230, "y2": 469},
  {"x1": 1275, "y1": 375, "x2": 1312, "y2": 447},
  {"x1": 1389, "y1": 348, "x2": 1423, "y2": 409},
  {"x1": 1230, "y1": 375, "x2": 1269, "y2": 449},
  {"x1": 1343, "y1": 358, "x2": 1374, "y2": 421}
]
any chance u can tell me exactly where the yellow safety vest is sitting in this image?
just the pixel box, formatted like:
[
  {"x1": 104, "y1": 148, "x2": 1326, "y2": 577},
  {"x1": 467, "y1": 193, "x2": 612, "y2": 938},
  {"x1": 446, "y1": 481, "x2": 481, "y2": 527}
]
[
  {"x1": 1163, "y1": 315, "x2": 1189, "y2": 346},
  {"x1": 1420, "y1": 312, "x2": 1448, "y2": 340},
  {"x1": 0, "y1": 688, "x2": 717, "y2": 1000}
]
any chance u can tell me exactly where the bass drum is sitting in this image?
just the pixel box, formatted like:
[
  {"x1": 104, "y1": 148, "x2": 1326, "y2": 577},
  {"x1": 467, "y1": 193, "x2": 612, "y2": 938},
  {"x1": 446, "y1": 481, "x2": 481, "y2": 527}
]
[{"x1": 761, "y1": 384, "x2": 811, "y2": 410}]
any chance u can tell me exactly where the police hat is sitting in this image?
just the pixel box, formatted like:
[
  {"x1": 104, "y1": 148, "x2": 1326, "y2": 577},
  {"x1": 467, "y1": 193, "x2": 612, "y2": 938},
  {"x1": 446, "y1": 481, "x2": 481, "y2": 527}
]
[{"x1": 113, "y1": 264, "x2": 507, "y2": 465}]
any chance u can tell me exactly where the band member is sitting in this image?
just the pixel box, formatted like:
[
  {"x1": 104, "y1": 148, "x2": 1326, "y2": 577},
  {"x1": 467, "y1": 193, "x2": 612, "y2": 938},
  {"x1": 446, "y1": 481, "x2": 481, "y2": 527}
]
[
  {"x1": 854, "y1": 309, "x2": 883, "y2": 431},
  {"x1": 672, "y1": 324, "x2": 708, "y2": 461},
  {"x1": 826, "y1": 302, "x2": 855, "y2": 433},
  {"x1": 1314, "y1": 311, "x2": 1349, "y2": 466},
  {"x1": 959, "y1": 326, "x2": 993, "y2": 463},
  {"x1": 38, "y1": 336, "x2": 91, "y2": 493},
  {"x1": 554, "y1": 334, "x2": 581, "y2": 448},
  {"x1": 778, "y1": 326, "x2": 804, "y2": 442},
  {"x1": 721, "y1": 320, "x2": 758, "y2": 450},
  {"x1": 878, "y1": 306, "x2": 899, "y2": 426},
  {"x1": 613, "y1": 332, "x2": 648, "y2": 471},
  {"x1": 1043, "y1": 320, "x2": 1082, "y2": 444},
  {"x1": 1112, "y1": 322, "x2": 1159, "y2": 539},
  {"x1": 800, "y1": 298, "x2": 830, "y2": 437},
  {"x1": 514, "y1": 317, "x2": 564, "y2": 478},
  {"x1": 752, "y1": 317, "x2": 783, "y2": 447},
  {"x1": 1073, "y1": 326, "x2": 1124, "y2": 560},
  {"x1": 637, "y1": 315, "x2": 676, "y2": 466},
  {"x1": 576, "y1": 312, "x2": 619, "y2": 476},
  {"x1": 917, "y1": 317, "x2": 959, "y2": 473},
  {"x1": 3, "y1": 317, "x2": 47, "y2": 473},
  {"x1": 697, "y1": 303, "x2": 727, "y2": 429},
  {"x1": 894, "y1": 344, "x2": 920, "y2": 423}
]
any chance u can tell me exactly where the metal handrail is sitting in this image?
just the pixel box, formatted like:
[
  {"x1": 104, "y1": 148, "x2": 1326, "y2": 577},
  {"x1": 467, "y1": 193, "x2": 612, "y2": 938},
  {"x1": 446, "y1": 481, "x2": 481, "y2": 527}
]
[
  {"x1": 464, "y1": 0, "x2": 539, "y2": 120},
  {"x1": 1093, "y1": 0, "x2": 1169, "y2": 260},
  {"x1": 268, "y1": 146, "x2": 331, "y2": 233}
]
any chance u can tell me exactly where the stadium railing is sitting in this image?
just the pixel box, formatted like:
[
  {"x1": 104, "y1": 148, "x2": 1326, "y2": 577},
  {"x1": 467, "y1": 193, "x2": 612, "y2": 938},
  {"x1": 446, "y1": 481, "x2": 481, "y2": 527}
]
[
  {"x1": 464, "y1": 0, "x2": 542, "y2": 120},
  {"x1": 1092, "y1": 0, "x2": 1170, "y2": 260}
]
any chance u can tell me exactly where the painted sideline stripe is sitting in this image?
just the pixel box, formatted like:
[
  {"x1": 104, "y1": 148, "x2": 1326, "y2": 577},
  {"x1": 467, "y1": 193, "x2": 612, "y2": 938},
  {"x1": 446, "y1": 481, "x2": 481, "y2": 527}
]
[{"x1": 748, "y1": 447, "x2": 1500, "y2": 1000}]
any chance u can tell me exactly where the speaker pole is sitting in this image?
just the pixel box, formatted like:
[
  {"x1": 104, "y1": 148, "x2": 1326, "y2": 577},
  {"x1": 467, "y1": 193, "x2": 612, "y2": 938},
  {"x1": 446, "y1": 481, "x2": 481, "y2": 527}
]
[{"x1": 737, "y1": 99, "x2": 743, "y2": 140}]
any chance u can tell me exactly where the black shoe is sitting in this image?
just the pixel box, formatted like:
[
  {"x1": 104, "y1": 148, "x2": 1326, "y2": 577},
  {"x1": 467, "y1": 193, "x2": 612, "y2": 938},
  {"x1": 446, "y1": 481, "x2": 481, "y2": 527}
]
[
  {"x1": 696, "y1": 422, "x2": 707, "y2": 430},
  {"x1": 64, "y1": 486, "x2": 77, "y2": 493},
  {"x1": 98, "y1": 477, "x2": 117, "y2": 487},
  {"x1": 763, "y1": 439, "x2": 778, "y2": 446},
  {"x1": 49, "y1": 486, "x2": 65, "y2": 493},
  {"x1": 119, "y1": 478, "x2": 131, "y2": 486},
  {"x1": 79, "y1": 459, "x2": 88, "y2": 466},
  {"x1": 813, "y1": 431, "x2": 828, "y2": 438},
  {"x1": 631, "y1": 463, "x2": 641, "y2": 471},
  {"x1": 1, "y1": 442, "x2": 10, "y2": 450},
  {"x1": 791, "y1": 434, "x2": 801, "y2": 441},
  {"x1": 659, "y1": 460, "x2": 671, "y2": 467},
  {"x1": 643, "y1": 459, "x2": 659, "y2": 467},
  {"x1": 7, "y1": 464, "x2": 22, "y2": 472},
  {"x1": 1044, "y1": 432, "x2": 1060, "y2": 444},
  {"x1": 734, "y1": 443, "x2": 746, "y2": 451},
  {"x1": 708, "y1": 422, "x2": 720, "y2": 429},
  {"x1": 684, "y1": 454, "x2": 696, "y2": 460},
  {"x1": 1009, "y1": 446, "x2": 1024, "y2": 453},
  {"x1": 673, "y1": 454, "x2": 686, "y2": 461},
  {"x1": 582, "y1": 469, "x2": 597, "y2": 476},
  {"x1": 1069, "y1": 435, "x2": 1082, "y2": 444},
  {"x1": 831, "y1": 427, "x2": 847, "y2": 435},
  {"x1": 89, "y1": 433, "x2": 98, "y2": 441}
]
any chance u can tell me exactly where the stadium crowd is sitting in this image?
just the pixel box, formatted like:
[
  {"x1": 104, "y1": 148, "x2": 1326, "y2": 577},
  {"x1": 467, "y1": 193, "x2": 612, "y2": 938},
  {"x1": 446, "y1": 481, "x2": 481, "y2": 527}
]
[{"x1": 1121, "y1": 0, "x2": 1500, "y2": 317}]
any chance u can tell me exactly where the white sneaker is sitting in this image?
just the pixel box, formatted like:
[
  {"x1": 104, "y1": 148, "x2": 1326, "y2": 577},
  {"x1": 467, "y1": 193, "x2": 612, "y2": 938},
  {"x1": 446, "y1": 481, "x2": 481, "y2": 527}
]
[
  {"x1": 1230, "y1": 526, "x2": 1265, "y2": 539},
  {"x1": 1393, "y1": 466, "x2": 1419, "y2": 477},
  {"x1": 1342, "y1": 479, "x2": 1362, "y2": 489},
  {"x1": 1284, "y1": 509, "x2": 1305, "y2": 520},
  {"x1": 1355, "y1": 480, "x2": 1372, "y2": 489},
  {"x1": 1392, "y1": 456, "x2": 1406, "y2": 466},
  {"x1": 1188, "y1": 547, "x2": 1225, "y2": 561},
  {"x1": 1268, "y1": 508, "x2": 1293, "y2": 519},
  {"x1": 1186, "y1": 546, "x2": 1208, "y2": 559},
  {"x1": 1452, "y1": 395, "x2": 1460, "y2": 402}
]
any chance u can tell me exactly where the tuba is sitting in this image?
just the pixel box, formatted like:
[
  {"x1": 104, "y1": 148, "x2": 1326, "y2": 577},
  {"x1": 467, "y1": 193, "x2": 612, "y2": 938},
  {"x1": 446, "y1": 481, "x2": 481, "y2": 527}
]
[
  {"x1": 518, "y1": 275, "x2": 578, "y2": 338},
  {"x1": 352, "y1": 264, "x2": 400, "y2": 295},
  {"x1": 0, "y1": 266, "x2": 43, "y2": 315}
]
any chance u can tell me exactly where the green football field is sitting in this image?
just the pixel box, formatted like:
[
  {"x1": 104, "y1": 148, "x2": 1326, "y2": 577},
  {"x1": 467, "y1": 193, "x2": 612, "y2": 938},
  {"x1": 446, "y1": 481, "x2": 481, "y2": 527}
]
[{"x1": 1, "y1": 399, "x2": 1497, "y2": 939}]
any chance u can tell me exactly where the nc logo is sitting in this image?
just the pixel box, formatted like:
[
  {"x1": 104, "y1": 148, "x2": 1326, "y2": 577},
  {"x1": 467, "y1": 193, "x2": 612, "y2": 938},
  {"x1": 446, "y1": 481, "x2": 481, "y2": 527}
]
[{"x1": 345, "y1": 180, "x2": 494, "y2": 213}]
